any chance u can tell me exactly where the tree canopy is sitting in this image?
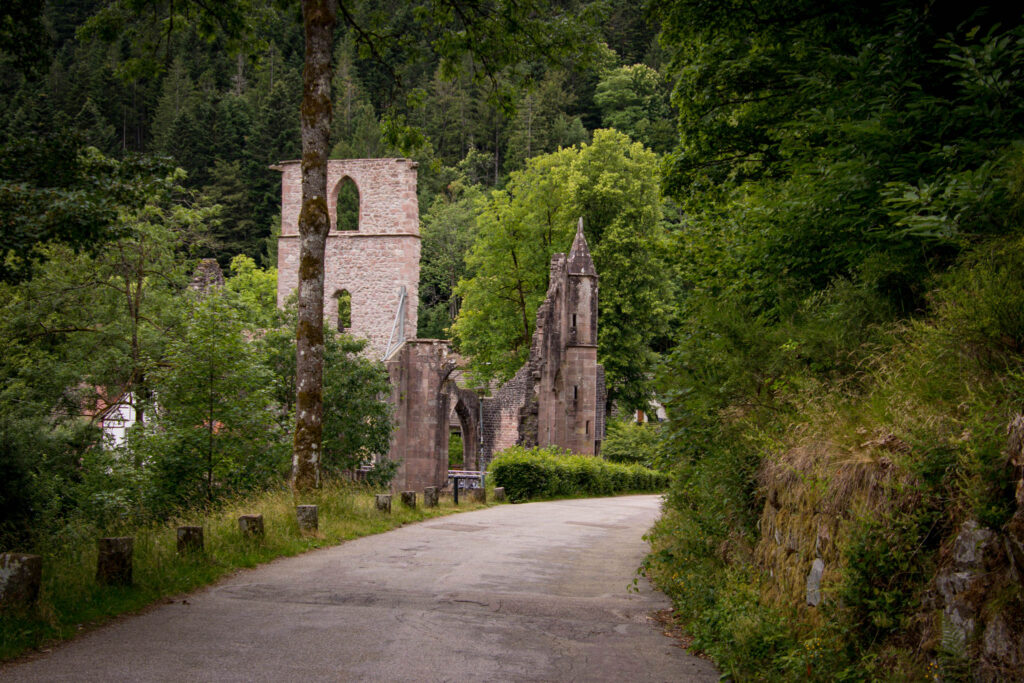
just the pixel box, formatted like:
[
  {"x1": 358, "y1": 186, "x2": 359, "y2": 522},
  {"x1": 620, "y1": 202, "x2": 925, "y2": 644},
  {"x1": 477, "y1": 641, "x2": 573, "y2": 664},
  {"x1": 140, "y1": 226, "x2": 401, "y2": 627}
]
[{"x1": 453, "y1": 128, "x2": 670, "y2": 408}]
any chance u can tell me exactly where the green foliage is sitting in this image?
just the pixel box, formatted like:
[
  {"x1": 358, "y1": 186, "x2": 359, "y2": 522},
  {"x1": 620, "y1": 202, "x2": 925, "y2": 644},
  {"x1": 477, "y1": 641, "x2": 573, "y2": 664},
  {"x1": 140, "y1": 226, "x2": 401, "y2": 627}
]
[
  {"x1": 931, "y1": 235, "x2": 1024, "y2": 358},
  {"x1": 649, "y1": 232, "x2": 1024, "y2": 678},
  {"x1": 0, "y1": 144, "x2": 181, "y2": 282},
  {"x1": 130, "y1": 291, "x2": 287, "y2": 514},
  {"x1": 448, "y1": 432, "x2": 464, "y2": 467},
  {"x1": 224, "y1": 254, "x2": 278, "y2": 327},
  {"x1": 836, "y1": 512, "x2": 932, "y2": 645},
  {"x1": 454, "y1": 129, "x2": 671, "y2": 407},
  {"x1": 320, "y1": 334, "x2": 393, "y2": 477},
  {"x1": 658, "y1": 5, "x2": 1024, "y2": 319},
  {"x1": 255, "y1": 303, "x2": 393, "y2": 478},
  {"x1": 504, "y1": 70, "x2": 590, "y2": 172},
  {"x1": 643, "y1": 509, "x2": 808, "y2": 680},
  {"x1": 594, "y1": 64, "x2": 674, "y2": 153},
  {"x1": 487, "y1": 446, "x2": 669, "y2": 502},
  {"x1": 416, "y1": 179, "x2": 481, "y2": 339},
  {"x1": 600, "y1": 419, "x2": 664, "y2": 469},
  {"x1": 648, "y1": 10, "x2": 1024, "y2": 676},
  {"x1": 0, "y1": 152, "x2": 201, "y2": 545}
]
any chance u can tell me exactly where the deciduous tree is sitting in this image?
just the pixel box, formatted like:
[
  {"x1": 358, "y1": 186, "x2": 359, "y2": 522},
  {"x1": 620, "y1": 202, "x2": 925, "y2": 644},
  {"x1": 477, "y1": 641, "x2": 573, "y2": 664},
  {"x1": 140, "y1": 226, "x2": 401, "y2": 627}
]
[{"x1": 453, "y1": 129, "x2": 670, "y2": 408}]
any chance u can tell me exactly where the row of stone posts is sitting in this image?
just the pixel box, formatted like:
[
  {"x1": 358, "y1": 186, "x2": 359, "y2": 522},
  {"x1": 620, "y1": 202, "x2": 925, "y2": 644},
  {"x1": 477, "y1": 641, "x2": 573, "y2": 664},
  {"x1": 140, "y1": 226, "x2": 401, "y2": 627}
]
[
  {"x1": 3, "y1": 488, "x2": 509, "y2": 609},
  {"x1": 0, "y1": 505, "x2": 322, "y2": 609},
  {"x1": 374, "y1": 485, "x2": 505, "y2": 514}
]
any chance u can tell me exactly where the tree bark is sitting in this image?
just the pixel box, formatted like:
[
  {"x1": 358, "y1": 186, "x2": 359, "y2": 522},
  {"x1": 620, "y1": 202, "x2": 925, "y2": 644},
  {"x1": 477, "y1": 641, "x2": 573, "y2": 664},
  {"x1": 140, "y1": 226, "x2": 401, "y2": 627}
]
[{"x1": 292, "y1": 0, "x2": 336, "y2": 492}]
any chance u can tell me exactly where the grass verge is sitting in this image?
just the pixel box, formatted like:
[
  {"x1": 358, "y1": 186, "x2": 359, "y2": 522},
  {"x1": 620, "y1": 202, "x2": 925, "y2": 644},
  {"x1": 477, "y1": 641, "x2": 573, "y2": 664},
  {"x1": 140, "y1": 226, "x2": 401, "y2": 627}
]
[{"x1": 1, "y1": 482, "x2": 493, "y2": 661}]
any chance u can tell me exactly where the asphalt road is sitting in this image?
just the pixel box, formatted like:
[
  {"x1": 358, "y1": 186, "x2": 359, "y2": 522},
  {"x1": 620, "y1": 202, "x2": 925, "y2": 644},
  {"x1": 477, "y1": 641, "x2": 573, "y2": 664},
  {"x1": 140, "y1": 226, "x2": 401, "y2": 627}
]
[{"x1": 3, "y1": 495, "x2": 719, "y2": 682}]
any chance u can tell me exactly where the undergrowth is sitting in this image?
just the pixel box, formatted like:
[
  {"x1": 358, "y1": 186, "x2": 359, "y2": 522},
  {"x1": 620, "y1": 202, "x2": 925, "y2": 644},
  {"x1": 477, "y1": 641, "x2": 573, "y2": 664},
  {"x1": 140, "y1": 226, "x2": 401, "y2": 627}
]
[{"x1": 645, "y1": 234, "x2": 1024, "y2": 679}]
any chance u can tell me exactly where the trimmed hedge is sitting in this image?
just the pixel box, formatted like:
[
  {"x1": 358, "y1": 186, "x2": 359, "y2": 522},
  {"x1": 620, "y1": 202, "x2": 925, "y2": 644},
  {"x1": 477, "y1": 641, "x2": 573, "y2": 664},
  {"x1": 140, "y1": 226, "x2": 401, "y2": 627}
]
[{"x1": 487, "y1": 446, "x2": 671, "y2": 502}]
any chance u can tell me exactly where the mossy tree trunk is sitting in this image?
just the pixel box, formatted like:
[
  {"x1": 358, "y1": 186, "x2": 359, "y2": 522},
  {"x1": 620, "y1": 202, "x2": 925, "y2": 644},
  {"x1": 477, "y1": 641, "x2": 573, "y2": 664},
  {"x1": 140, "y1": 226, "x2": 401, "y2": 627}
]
[{"x1": 292, "y1": 0, "x2": 336, "y2": 492}]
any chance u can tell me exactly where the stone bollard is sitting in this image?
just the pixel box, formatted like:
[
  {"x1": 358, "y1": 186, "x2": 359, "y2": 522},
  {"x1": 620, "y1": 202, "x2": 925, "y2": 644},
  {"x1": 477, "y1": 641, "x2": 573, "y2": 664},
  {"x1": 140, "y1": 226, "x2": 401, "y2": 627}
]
[
  {"x1": 493, "y1": 487, "x2": 506, "y2": 502},
  {"x1": 238, "y1": 514, "x2": 264, "y2": 538},
  {"x1": 375, "y1": 494, "x2": 391, "y2": 513},
  {"x1": 401, "y1": 491, "x2": 417, "y2": 509},
  {"x1": 176, "y1": 526, "x2": 204, "y2": 554},
  {"x1": 423, "y1": 486, "x2": 439, "y2": 508},
  {"x1": 470, "y1": 487, "x2": 487, "y2": 504},
  {"x1": 0, "y1": 553, "x2": 42, "y2": 607},
  {"x1": 296, "y1": 505, "x2": 318, "y2": 532},
  {"x1": 96, "y1": 537, "x2": 133, "y2": 586}
]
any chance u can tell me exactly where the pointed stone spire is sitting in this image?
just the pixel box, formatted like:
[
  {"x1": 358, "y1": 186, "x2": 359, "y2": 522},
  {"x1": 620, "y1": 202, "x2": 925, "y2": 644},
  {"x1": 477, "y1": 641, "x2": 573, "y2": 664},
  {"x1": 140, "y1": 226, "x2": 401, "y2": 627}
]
[{"x1": 567, "y1": 217, "x2": 597, "y2": 276}]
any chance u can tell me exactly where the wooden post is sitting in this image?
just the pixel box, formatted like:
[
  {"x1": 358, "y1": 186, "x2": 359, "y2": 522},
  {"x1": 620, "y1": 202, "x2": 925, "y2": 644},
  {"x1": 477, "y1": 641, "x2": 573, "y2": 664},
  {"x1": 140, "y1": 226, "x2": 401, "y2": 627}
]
[
  {"x1": 176, "y1": 526, "x2": 204, "y2": 554},
  {"x1": 96, "y1": 537, "x2": 133, "y2": 586},
  {"x1": 297, "y1": 505, "x2": 318, "y2": 532},
  {"x1": 470, "y1": 487, "x2": 486, "y2": 503},
  {"x1": 0, "y1": 553, "x2": 42, "y2": 607},
  {"x1": 493, "y1": 487, "x2": 506, "y2": 502},
  {"x1": 401, "y1": 491, "x2": 417, "y2": 509},
  {"x1": 375, "y1": 494, "x2": 391, "y2": 513}
]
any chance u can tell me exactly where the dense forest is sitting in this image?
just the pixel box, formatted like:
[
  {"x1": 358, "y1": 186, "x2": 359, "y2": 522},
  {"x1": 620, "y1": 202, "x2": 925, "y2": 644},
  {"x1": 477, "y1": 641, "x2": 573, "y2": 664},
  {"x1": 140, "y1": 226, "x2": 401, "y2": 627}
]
[{"x1": 3, "y1": 0, "x2": 1024, "y2": 677}]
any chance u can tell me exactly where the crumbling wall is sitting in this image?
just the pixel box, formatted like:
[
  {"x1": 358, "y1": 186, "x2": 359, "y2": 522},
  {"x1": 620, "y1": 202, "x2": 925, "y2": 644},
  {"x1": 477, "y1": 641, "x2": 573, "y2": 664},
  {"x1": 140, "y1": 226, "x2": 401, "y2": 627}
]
[
  {"x1": 480, "y1": 365, "x2": 533, "y2": 469},
  {"x1": 477, "y1": 223, "x2": 605, "y2": 466},
  {"x1": 756, "y1": 420, "x2": 1024, "y2": 679},
  {"x1": 275, "y1": 158, "x2": 420, "y2": 358}
]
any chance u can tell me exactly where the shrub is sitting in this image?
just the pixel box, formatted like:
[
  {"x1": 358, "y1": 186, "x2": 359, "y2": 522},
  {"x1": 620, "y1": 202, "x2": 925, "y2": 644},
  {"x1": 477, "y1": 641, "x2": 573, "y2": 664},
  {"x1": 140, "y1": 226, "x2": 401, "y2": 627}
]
[
  {"x1": 487, "y1": 446, "x2": 670, "y2": 502},
  {"x1": 601, "y1": 420, "x2": 664, "y2": 469}
]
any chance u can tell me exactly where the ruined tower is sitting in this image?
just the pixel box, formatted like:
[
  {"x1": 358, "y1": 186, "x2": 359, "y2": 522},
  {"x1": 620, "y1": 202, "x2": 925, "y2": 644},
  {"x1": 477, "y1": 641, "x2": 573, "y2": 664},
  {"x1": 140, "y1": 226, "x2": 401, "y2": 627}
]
[
  {"x1": 274, "y1": 159, "x2": 420, "y2": 358},
  {"x1": 479, "y1": 219, "x2": 606, "y2": 464},
  {"x1": 538, "y1": 219, "x2": 600, "y2": 454}
]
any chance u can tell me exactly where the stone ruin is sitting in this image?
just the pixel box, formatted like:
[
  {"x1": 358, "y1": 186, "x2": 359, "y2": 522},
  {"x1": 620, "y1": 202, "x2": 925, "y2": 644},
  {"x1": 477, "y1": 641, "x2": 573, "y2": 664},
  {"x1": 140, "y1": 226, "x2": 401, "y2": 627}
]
[
  {"x1": 273, "y1": 158, "x2": 420, "y2": 358},
  {"x1": 275, "y1": 158, "x2": 605, "y2": 492},
  {"x1": 189, "y1": 258, "x2": 225, "y2": 293}
]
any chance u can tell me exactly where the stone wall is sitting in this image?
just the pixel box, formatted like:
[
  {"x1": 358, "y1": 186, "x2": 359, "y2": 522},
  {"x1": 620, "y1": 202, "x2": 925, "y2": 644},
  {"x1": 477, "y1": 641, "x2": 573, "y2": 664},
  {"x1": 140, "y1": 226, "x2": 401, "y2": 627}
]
[
  {"x1": 480, "y1": 365, "x2": 533, "y2": 470},
  {"x1": 275, "y1": 158, "x2": 420, "y2": 359},
  {"x1": 385, "y1": 340, "x2": 454, "y2": 492},
  {"x1": 755, "y1": 422, "x2": 1024, "y2": 677}
]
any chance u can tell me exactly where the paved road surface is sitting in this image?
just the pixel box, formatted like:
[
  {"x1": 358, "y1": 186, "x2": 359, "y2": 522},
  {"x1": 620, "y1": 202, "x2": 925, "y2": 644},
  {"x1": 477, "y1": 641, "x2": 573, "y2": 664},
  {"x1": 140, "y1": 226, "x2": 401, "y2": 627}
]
[{"x1": 4, "y1": 495, "x2": 719, "y2": 682}]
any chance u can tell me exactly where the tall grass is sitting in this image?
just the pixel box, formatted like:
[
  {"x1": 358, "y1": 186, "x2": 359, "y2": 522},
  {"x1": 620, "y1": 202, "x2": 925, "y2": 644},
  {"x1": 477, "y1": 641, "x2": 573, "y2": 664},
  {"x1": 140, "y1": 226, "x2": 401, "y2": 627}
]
[{"x1": 1, "y1": 481, "x2": 490, "y2": 661}]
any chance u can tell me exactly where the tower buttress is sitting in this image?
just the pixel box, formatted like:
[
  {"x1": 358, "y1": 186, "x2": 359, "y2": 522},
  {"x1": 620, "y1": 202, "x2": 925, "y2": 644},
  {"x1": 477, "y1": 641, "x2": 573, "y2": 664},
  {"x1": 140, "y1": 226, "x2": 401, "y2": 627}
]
[{"x1": 566, "y1": 217, "x2": 598, "y2": 347}]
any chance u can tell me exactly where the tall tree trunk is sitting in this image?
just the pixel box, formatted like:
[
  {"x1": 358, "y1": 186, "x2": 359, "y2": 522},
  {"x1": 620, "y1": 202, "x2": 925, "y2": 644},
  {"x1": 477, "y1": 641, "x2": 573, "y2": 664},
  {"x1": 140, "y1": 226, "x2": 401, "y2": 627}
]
[{"x1": 292, "y1": 0, "x2": 336, "y2": 492}]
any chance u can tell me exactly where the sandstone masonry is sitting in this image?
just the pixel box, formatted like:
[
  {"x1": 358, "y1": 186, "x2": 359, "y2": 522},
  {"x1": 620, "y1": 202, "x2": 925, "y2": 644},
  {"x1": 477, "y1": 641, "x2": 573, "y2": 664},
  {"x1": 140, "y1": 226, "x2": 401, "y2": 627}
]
[
  {"x1": 478, "y1": 221, "x2": 606, "y2": 469},
  {"x1": 274, "y1": 159, "x2": 420, "y2": 359},
  {"x1": 275, "y1": 159, "x2": 604, "y2": 493}
]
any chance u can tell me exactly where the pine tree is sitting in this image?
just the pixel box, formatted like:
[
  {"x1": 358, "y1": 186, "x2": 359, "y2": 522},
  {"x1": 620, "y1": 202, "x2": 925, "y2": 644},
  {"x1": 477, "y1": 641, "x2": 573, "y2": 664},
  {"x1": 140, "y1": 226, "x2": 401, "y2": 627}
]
[{"x1": 151, "y1": 57, "x2": 194, "y2": 155}]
